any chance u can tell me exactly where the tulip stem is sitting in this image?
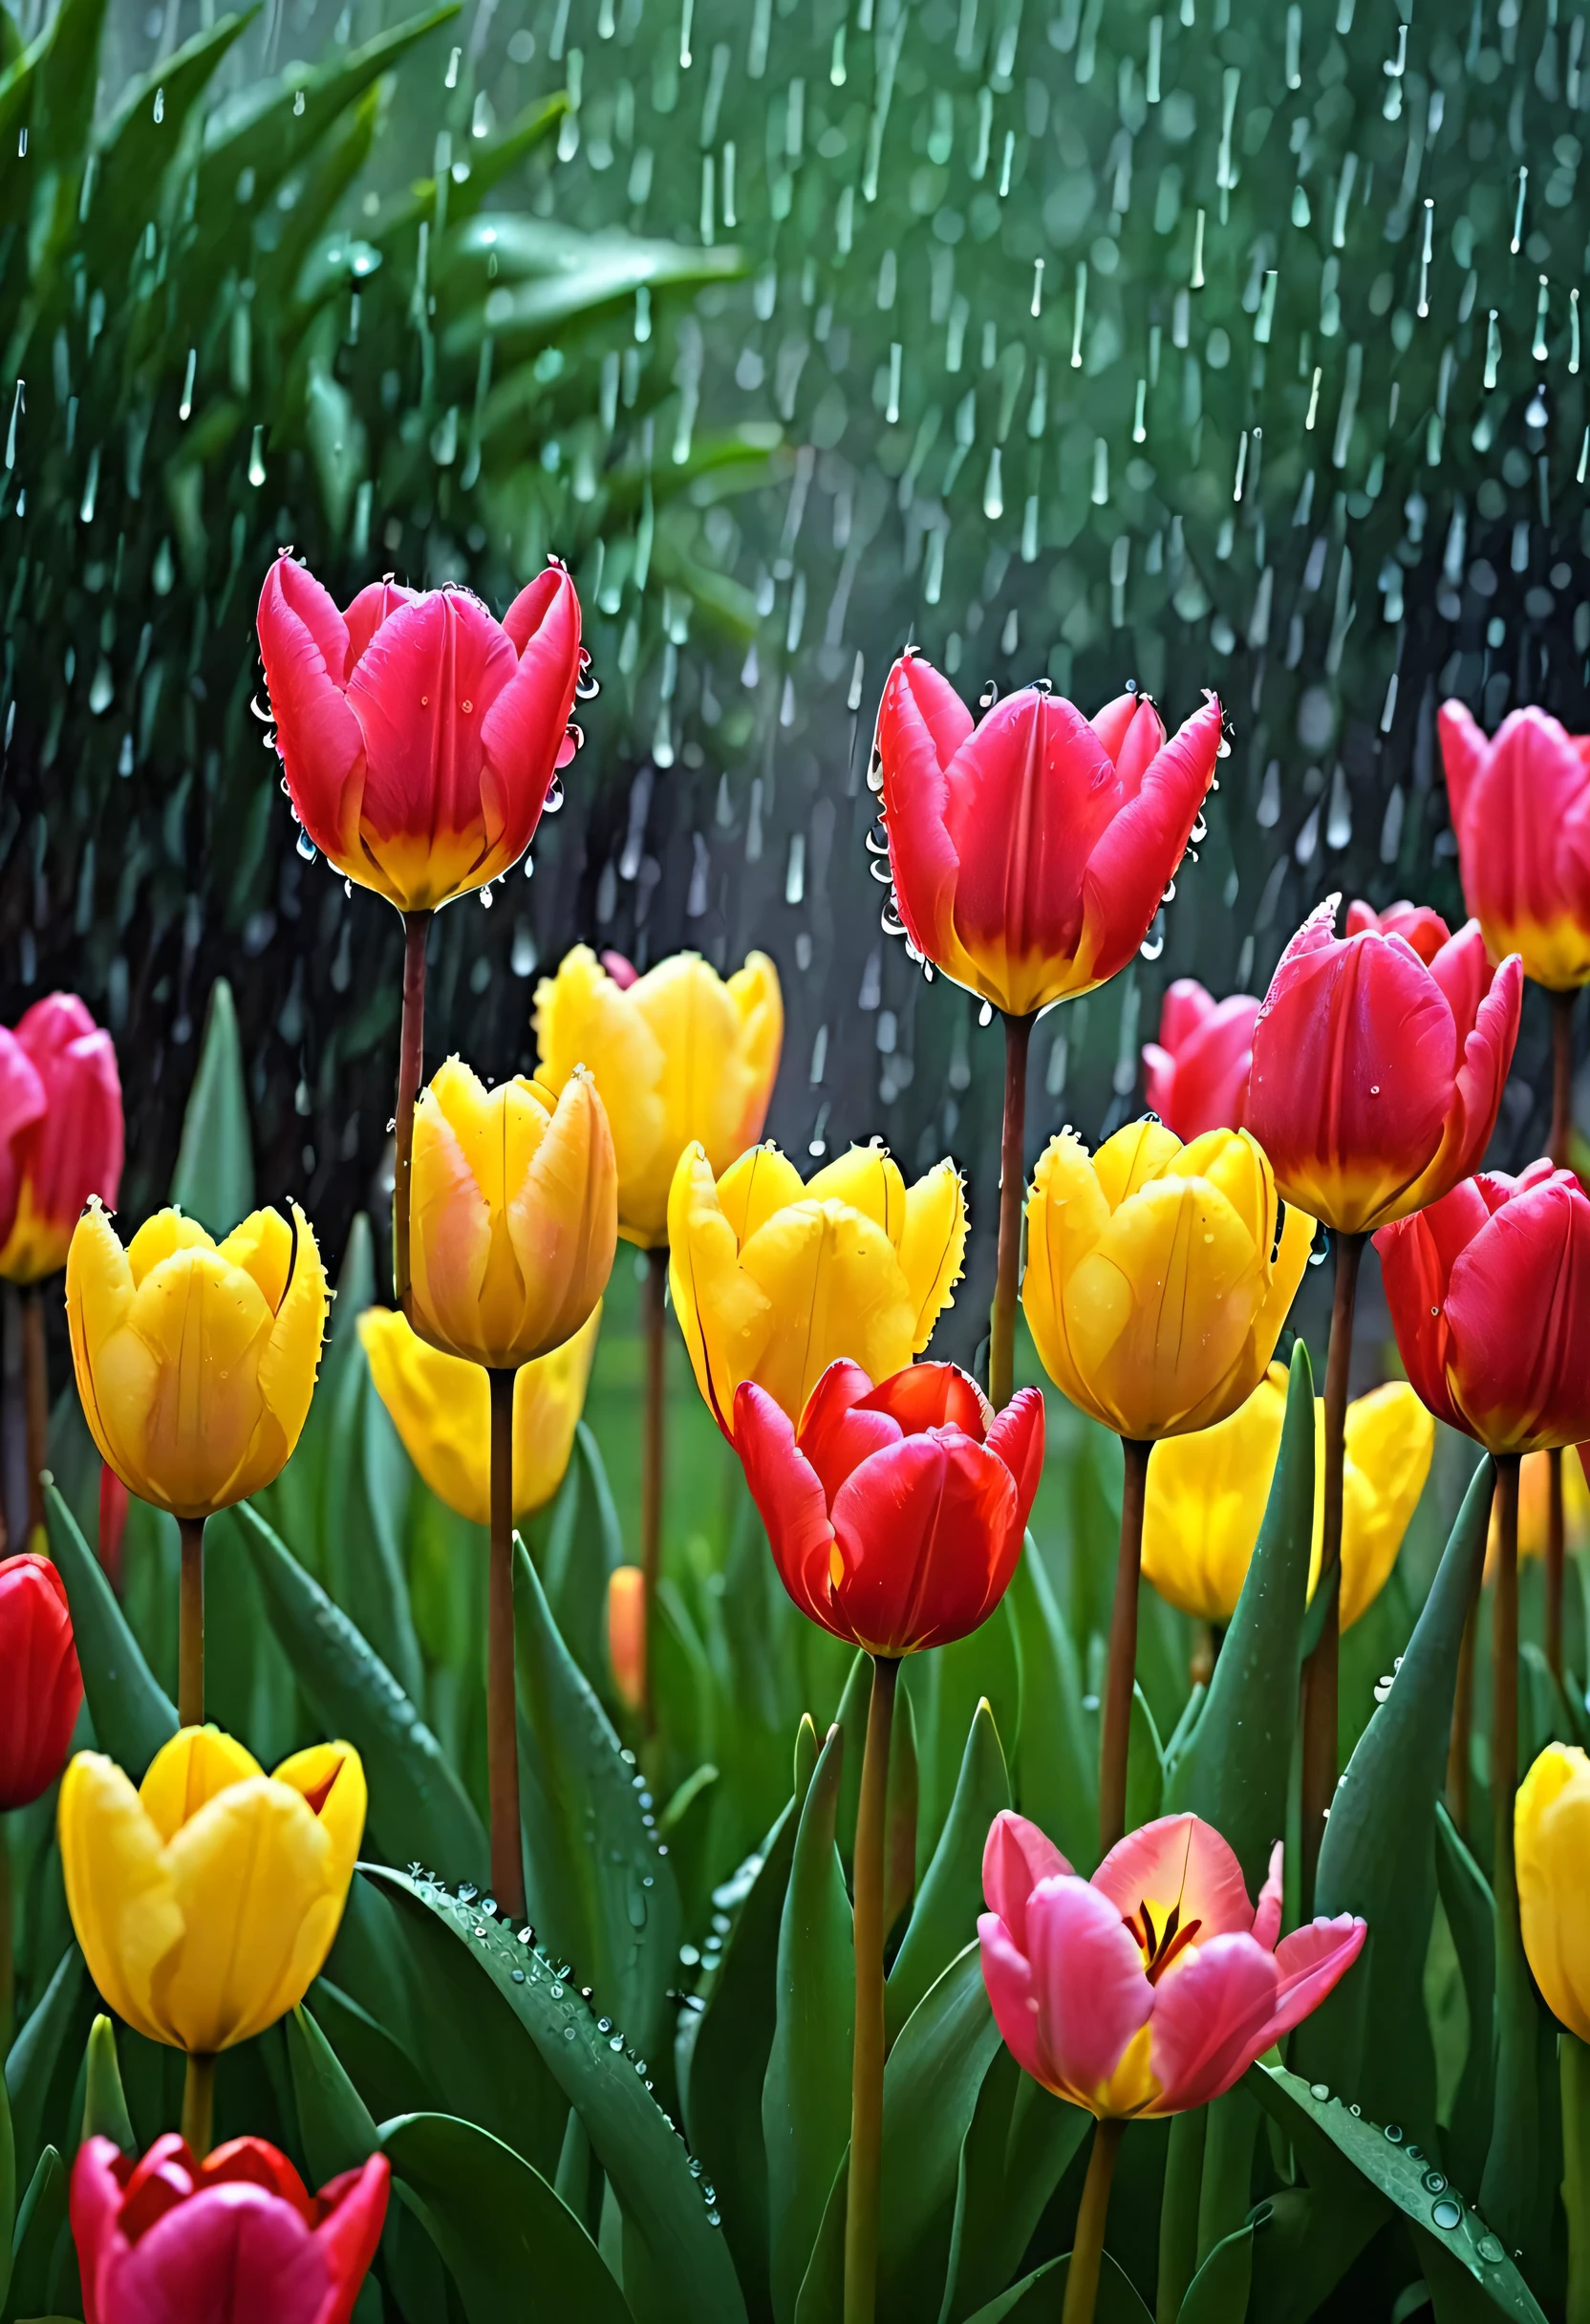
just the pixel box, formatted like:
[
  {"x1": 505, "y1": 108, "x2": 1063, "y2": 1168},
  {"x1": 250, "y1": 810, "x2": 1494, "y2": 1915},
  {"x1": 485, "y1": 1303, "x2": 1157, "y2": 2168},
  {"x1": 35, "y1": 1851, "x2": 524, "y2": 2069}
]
[
  {"x1": 1483, "y1": 1452, "x2": 1538, "y2": 2241},
  {"x1": 639, "y1": 1248, "x2": 667, "y2": 1735},
  {"x1": 178, "y1": 1517, "x2": 205, "y2": 1729},
  {"x1": 844, "y1": 1653, "x2": 898, "y2": 2324},
  {"x1": 1563, "y1": 2031, "x2": 1590, "y2": 2324},
  {"x1": 393, "y1": 908, "x2": 431, "y2": 1317},
  {"x1": 1548, "y1": 1449, "x2": 1566, "y2": 1685},
  {"x1": 1100, "y1": 1438, "x2": 1152, "y2": 1855},
  {"x1": 988, "y1": 1011, "x2": 1034, "y2": 1412},
  {"x1": 22, "y1": 1286, "x2": 46, "y2": 1542},
  {"x1": 1299, "y1": 1227, "x2": 1364, "y2": 1915},
  {"x1": 0, "y1": 1816, "x2": 11, "y2": 2057},
  {"x1": 1063, "y1": 2117, "x2": 1126, "y2": 2324},
  {"x1": 182, "y1": 2052, "x2": 215, "y2": 2162},
  {"x1": 488, "y1": 1366, "x2": 526, "y2": 1920}
]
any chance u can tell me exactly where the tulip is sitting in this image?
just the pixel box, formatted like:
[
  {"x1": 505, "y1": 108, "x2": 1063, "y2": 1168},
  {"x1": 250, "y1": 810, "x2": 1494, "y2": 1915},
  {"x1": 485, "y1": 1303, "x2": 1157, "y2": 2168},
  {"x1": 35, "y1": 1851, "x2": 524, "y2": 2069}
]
[
  {"x1": 979, "y1": 1808, "x2": 1364, "y2": 2324},
  {"x1": 1486, "y1": 1448, "x2": 1590, "y2": 1577},
  {"x1": 533, "y1": 944, "x2": 784, "y2": 1248},
  {"x1": 0, "y1": 1551, "x2": 82, "y2": 1810},
  {"x1": 359, "y1": 1301, "x2": 600, "y2": 1524},
  {"x1": 1343, "y1": 896, "x2": 1451, "y2": 963},
  {"x1": 1439, "y1": 701, "x2": 1590, "y2": 992},
  {"x1": 608, "y1": 1564, "x2": 646, "y2": 1711},
  {"x1": 1142, "y1": 1366, "x2": 1432, "y2": 1629},
  {"x1": 257, "y1": 557, "x2": 583, "y2": 915},
  {"x1": 72, "y1": 2132, "x2": 389, "y2": 2323},
  {"x1": 875, "y1": 654, "x2": 1222, "y2": 1412},
  {"x1": 61, "y1": 1727, "x2": 365, "y2": 2152},
  {"x1": 1141, "y1": 979, "x2": 1259, "y2": 1142},
  {"x1": 1517, "y1": 1741, "x2": 1590, "y2": 2324},
  {"x1": 668, "y1": 1139, "x2": 967, "y2": 1438},
  {"x1": 1023, "y1": 1118, "x2": 1311, "y2": 1854},
  {"x1": 0, "y1": 993, "x2": 123, "y2": 1282},
  {"x1": 735, "y1": 1357, "x2": 1042, "y2": 2323},
  {"x1": 733, "y1": 1358, "x2": 1044, "y2": 1659},
  {"x1": 408, "y1": 1058, "x2": 615, "y2": 1371}
]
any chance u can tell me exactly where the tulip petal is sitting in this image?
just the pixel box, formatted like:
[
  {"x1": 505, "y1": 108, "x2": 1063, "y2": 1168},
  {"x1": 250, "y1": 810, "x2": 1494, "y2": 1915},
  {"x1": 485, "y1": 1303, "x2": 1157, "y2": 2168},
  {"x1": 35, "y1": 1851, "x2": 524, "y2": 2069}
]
[
  {"x1": 310, "y1": 2153, "x2": 392, "y2": 2320},
  {"x1": 1263, "y1": 1913, "x2": 1367, "y2": 2042},
  {"x1": 217, "y1": 1209, "x2": 294, "y2": 1314},
  {"x1": 246, "y1": 1204, "x2": 328, "y2": 1496},
  {"x1": 806, "y1": 1145, "x2": 911, "y2": 1244},
  {"x1": 894, "y1": 1160, "x2": 969, "y2": 1350},
  {"x1": 1093, "y1": 1811, "x2": 1256, "y2": 1942},
  {"x1": 0, "y1": 1025, "x2": 45, "y2": 1253},
  {"x1": 668, "y1": 1145, "x2": 774, "y2": 1433},
  {"x1": 1438, "y1": 699, "x2": 1487, "y2": 835},
  {"x1": 1253, "y1": 1842, "x2": 1284, "y2": 1952},
  {"x1": 829, "y1": 1430, "x2": 1019, "y2": 1654},
  {"x1": 67, "y1": 1199, "x2": 148, "y2": 1489},
  {"x1": 733, "y1": 1382, "x2": 838, "y2": 1632},
  {"x1": 113, "y1": 2183, "x2": 332, "y2": 2324},
  {"x1": 736, "y1": 1197, "x2": 918, "y2": 1432},
  {"x1": 982, "y1": 1809, "x2": 1072, "y2": 1952},
  {"x1": 59, "y1": 1752, "x2": 185, "y2": 2047},
  {"x1": 1142, "y1": 987, "x2": 1258, "y2": 1142},
  {"x1": 256, "y1": 557, "x2": 366, "y2": 868},
  {"x1": 795, "y1": 1359, "x2": 901, "y2": 1502},
  {"x1": 1442, "y1": 1172, "x2": 1590, "y2": 1451},
  {"x1": 409, "y1": 1079, "x2": 496, "y2": 1362},
  {"x1": 348, "y1": 590, "x2": 515, "y2": 847},
  {"x1": 1335, "y1": 1383, "x2": 1434, "y2": 1628},
  {"x1": 716, "y1": 1141, "x2": 811, "y2": 1247},
  {"x1": 1076, "y1": 697, "x2": 1222, "y2": 987},
  {"x1": 126, "y1": 1209, "x2": 215, "y2": 1283},
  {"x1": 1517, "y1": 1743, "x2": 1590, "y2": 2045},
  {"x1": 140, "y1": 1727, "x2": 265, "y2": 1842},
  {"x1": 876, "y1": 655, "x2": 976, "y2": 986},
  {"x1": 1399, "y1": 951, "x2": 1523, "y2": 1217},
  {"x1": 1141, "y1": 1366, "x2": 1286, "y2": 1624},
  {"x1": 985, "y1": 1387, "x2": 1045, "y2": 1535},
  {"x1": 1021, "y1": 1874, "x2": 1157, "y2": 2109},
  {"x1": 1374, "y1": 1210, "x2": 1465, "y2": 1434},
  {"x1": 501, "y1": 1072, "x2": 616, "y2": 1362},
  {"x1": 272, "y1": 1743, "x2": 367, "y2": 1893},
  {"x1": 1146, "y1": 1931, "x2": 1281, "y2": 2111},
  {"x1": 978, "y1": 1910, "x2": 1049, "y2": 2088},
  {"x1": 533, "y1": 945, "x2": 669, "y2": 1240},
  {"x1": 481, "y1": 565, "x2": 583, "y2": 868},
  {"x1": 343, "y1": 578, "x2": 419, "y2": 673},
  {"x1": 725, "y1": 952, "x2": 784, "y2": 1151},
  {"x1": 123, "y1": 1246, "x2": 277, "y2": 1518},
  {"x1": 862, "y1": 1359, "x2": 990, "y2": 1440}
]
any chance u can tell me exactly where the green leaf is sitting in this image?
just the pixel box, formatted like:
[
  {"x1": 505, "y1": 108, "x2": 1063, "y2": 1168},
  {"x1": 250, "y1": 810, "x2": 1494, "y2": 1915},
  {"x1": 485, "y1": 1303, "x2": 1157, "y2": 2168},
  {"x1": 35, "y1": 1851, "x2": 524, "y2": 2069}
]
[
  {"x1": 316, "y1": 1340, "x2": 423, "y2": 1708},
  {"x1": 877, "y1": 1944, "x2": 1003, "y2": 2322},
  {"x1": 4, "y1": 2145, "x2": 66, "y2": 2324},
  {"x1": 44, "y1": 1482, "x2": 176, "y2": 1780},
  {"x1": 1293, "y1": 1454, "x2": 1494, "y2": 2148},
  {"x1": 888, "y1": 1698, "x2": 1010, "y2": 2041},
  {"x1": 1434, "y1": 1805, "x2": 1495, "y2": 2196},
  {"x1": 0, "y1": 2057, "x2": 12, "y2": 2313},
  {"x1": 909, "y1": 1599, "x2": 1021, "y2": 1867},
  {"x1": 1246, "y1": 2184, "x2": 1383, "y2": 2324},
  {"x1": 683, "y1": 1797, "x2": 797, "y2": 2313},
  {"x1": 764, "y1": 1718, "x2": 852, "y2": 2324},
  {"x1": 288, "y1": 2004, "x2": 379, "y2": 2185},
  {"x1": 379, "y1": 2111, "x2": 632, "y2": 2324},
  {"x1": 1248, "y1": 2062, "x2": 1546, "y2": 2324},
  {"x1": 362, "y1": 1870, "x2": 746, "y2": 2324},
  {"x1": 1176, "y1": 2220, "x2": 1253, "y2": 2323},
  {"x1": 441, "y1": 218, "x2": 745, "y2": 356},
  {"x1": 962, "y1": 2249, "x2": 1154, "y2": 2322},
  {"x1": 535, "y1": 1421, "x2": 626, "y2": 1699},
  {"x1": 78, "y1": 2017, "x2": 135, "y2": 2156},
  {"x1": 236, "y1": 1501, "x2": 487, "y2": 1884},
  {"x1": 1008, "y1": 1539, "x2": 1098, "y2": 1872},
  {"x1": 167, "y1": 979, "x2": 254, "y2": 1236},
  {"x1": 940, "y1": 2048, "x2": 1091, "y2": 2324},
  {"x1": 87, "y1": 13, "x2": 253, "y2": 282},
  {"x1": 1126, "y1": 1683, "x2": 1165, "y2": 1834},
  {"x1": 513, "y1": 1540, "x2": 681, "y2": 2056},
  {"x1": 310, "y1": 1977, "x2": 428, "y2": 2131},
  {"x1": 791, "y1": 2152, "x2": 847, "y2": 2324},
  {"x1": 5, "y1": 1950, "x2": 84, "y2": 2193},
  {"x1": 885, "y1": 1683, "x2": 919, "y2": 1941},
  {"x1": 1164, "y1": 1340, "x2": 1315, "y2": 1894}
]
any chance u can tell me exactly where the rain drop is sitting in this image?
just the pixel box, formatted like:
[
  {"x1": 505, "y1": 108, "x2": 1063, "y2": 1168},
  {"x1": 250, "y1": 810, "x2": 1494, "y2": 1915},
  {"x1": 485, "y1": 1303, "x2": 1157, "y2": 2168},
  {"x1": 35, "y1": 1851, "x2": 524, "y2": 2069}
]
[
  {"x1": 1431, "y1": 2197, "x2": 1464, "y2": 2231},
  {"x1": 296, "y1": 830, "x2": 317, "y2": 861}
]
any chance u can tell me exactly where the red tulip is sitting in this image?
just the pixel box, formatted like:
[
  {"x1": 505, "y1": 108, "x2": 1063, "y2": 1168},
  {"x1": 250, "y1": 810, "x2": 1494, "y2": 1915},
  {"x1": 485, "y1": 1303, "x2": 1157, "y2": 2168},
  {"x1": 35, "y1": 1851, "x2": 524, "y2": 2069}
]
[
  {"x1": 73, "y1": 2134, "x2": 389, "y2": 2324},
  {"x1": 1377, "y1": 1161, "x2": 1590, "y2": 1454},
  {"x1": 1440, "y1": 701, "x2": 1590, "y2": 989},
  {"x1": 874, "y1": 655, "x2": 1223, "y2": 1016},
  {"x1": 1343, "y1": 897, "x2": 1451, "y2": 966},
  {"x1": 1141, "y1": 979, "x2": 1258, "y2": 1139},
  {"x1": 257, "y1": 556, "x2": 584, "y2": 914},
  {"x1": 0, "y1": 995, "x2": 123, "y2": 1282},
  {"x1": 733, "y1": 1359, "x2": 1043, "y2": 1656},
  {"x1": 1246, "y1": 896, "x2": 1522, "y2": 1235},
  {"x1": 0, "y1": 1551, "x2": 82, "y2": 1809}
]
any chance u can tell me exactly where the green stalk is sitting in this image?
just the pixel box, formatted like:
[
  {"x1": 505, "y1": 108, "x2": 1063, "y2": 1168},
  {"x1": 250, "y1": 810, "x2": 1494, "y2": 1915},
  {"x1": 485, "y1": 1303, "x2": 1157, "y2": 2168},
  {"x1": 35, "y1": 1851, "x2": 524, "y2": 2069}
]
[
  {"x1": 178, "y1": 1516, "x2": 205, "y2": 1728},
  {"x1": 182, "y1": 2052, "x2": 215, "y2": 2160},
  {"x1": 1156, "y1": 2107, "x2": 1205, "y2": 2324},
  {"x1": 843, "y1": 1654, "x2": 899, "y2": 2324},
  {"x1": 987, "y1": 1011, "x2": 1034, "y2": 1411},
  {"x1": 1099, "y1": 1438, "x2": 1151, "y2": 1854},
  {"x1": 1564, "y1": 2031, "x2": 1590, "y2": 2324},
  {"x1": 1063, "y1": 2118, "x2": 1125, "y2": 2324}
]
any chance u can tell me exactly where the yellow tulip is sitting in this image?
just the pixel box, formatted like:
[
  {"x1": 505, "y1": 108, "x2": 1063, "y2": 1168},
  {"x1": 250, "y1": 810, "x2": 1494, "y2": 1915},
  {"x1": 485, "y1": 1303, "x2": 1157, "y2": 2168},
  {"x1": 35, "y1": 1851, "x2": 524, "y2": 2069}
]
[
  {"x1": 533, "y1": 945, "x2": 783, "y2": 1248},
  {"x1": 408, "y1": 1056, "x2": 616, "y2": 1369},
  {"x1": 1141, "y1": 1365, "x2": 1433, "y2": 1626},
  {"x1": 66, "y1": 1198, "x2": 328, "y2": 1520},
  {"x1": 359, "y1": 1301, "x2": 600, "y2": 1524},
  {"x1": 59, "y1": 1726, "x2": 365, "y2": 2055},
  {"x1": 1485, "y1": 1447, "x2": 1590, "y2": 1578},
  {"x1": 1517, "y1": 1742, "x2": 1590, "y2": 2044},
  {"x1": 1022, "y1": 1120, "x2": 1313, "y2": 1440},
  {"x1": 668, "y1": 1138, "x2": 967, "y2": 1435}
]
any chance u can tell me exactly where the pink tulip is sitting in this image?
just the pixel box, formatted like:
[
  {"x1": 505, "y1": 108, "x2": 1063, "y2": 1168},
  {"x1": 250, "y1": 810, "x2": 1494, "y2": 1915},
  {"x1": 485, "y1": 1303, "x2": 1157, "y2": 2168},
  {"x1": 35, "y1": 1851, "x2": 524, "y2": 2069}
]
[
  {"x1": 978, "y1": 1810, "x2": 1364, "y2": 2118},
  {"x1": 1343, "y1": 897, "x2": 1451, "y2": 965},
  {"x1": 1140, "y1": 979, "x2": 1258, "y2": 1140}
]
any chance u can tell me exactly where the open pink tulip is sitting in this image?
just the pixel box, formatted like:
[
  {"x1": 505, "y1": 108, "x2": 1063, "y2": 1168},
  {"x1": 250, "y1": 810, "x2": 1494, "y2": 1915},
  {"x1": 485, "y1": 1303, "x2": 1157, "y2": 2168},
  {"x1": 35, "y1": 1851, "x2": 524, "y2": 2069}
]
[{"x1": 978, "y1": 1810, "x2": 1364, "y2": 2118}]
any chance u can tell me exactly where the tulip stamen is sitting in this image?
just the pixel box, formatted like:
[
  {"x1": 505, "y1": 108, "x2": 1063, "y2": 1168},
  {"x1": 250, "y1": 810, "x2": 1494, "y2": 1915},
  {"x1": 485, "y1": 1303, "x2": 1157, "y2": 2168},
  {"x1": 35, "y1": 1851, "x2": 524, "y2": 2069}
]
[{"x1": 1126, "y1": 1897, "x2": 1203, "y2": 1984}]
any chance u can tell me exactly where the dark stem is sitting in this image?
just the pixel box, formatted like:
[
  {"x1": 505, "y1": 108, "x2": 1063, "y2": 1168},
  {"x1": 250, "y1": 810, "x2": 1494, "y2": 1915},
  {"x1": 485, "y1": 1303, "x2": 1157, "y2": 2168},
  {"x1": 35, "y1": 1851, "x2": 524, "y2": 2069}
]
[
  {"x1": 1549, "y1": 1448, "x2": 1566, "y2": 1685},
  {"x1": 178, "y1": 1517, "x2": 205, "y2": 1729},
  {"x1": 488, "y1": 1366, "x2": 526, "y2": 1918},
  {"x1": 1299, "y1": 1229, "x2": 1364, "y2": 1914},
  {"x1": 1449, "y1": 1594, "x2": 1477, "y2": 1840},
  {"x1": 181, "y1": 2052, "x2": 215, "y2": 2161},
  {"x1": 1564, "y1": 2031, "x2": 1590, "y2": 2324},
  {"x1": 1482, "y1": 1452, "x2": 1537, "y2": 2242},
  {"x1": 1063, "y1": 2118, "x2": 1126, "y2": 2324},
  {"x1": 1551, "y1": 987, "x2": 1577, "y2": 1173},
  {"x1": 843, "y1": 1654, "x2": 899, "y2": 2324},
  {"x1": 639, "y1": 1247, "x2": 667, "y2": 1734},
  {"x1": 22, "y1": 1286, "x2": 46, "y2": 1541},
  {"x1": 1100, "y1": 1439, "x2": 1152, "y2": 1855},
  {"x1": 988, "y1": 1011, "x2": 1034, "y2": 1412},
  {"x1": 393, "y1": 909, "x2": 432, "y2": 1315},
  {"x1": 0, "y1": 1815, "x2": 11, "y2": 2058}
]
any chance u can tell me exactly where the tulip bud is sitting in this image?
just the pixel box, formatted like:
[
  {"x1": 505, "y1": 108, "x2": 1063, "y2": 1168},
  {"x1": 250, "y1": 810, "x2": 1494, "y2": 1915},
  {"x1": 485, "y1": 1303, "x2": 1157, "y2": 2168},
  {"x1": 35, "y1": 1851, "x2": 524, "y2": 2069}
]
[
  {"x1": 1517, "y1": 1742, "x2": 1590, "y2": 2042},
  {"x1": 1140, "y1": 979, "x2": 1259, "y2": 1141},
  {"x1": 0, "y1": 994, "x2": 122, "y2": 1282},
  {"x1": 257, "y1": 558, "x2": 584, "y2": 913},
  {"x1": 66, "y1": 1200, "x2": 328, "y2": 1521},
  {"x1": 407, "y1": 1059, "x2": 616, "y2": 1370},
  {"x1": 533, "y1": 944, "x2": 784, "y2": 1248},
  {"x1": 1022, "y1": 1119, "x2": 1313, "y2": 1440},
  {"x1": 1441, "y1": 702, "x2": 1590, "y2": 990},
  {"x1": 0, "y1": 1552, "x2": 83, "y2": 1810},
  {"x1": 608, "y1": 1564, "x2": 647, "y2": 1710},
  {"x1": 667, "y1": 1138, "x2": 967, "y2": 1438},
  {"x1": 72, "y1": 2132, "x2": 389, "y2": 2324},
  {"x1": 360, "y1": 1301, "x2": 600, "y2": 1525},
  {"x1": 59, "y1": 1727, "x2": 366, "y2": 2055}
]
